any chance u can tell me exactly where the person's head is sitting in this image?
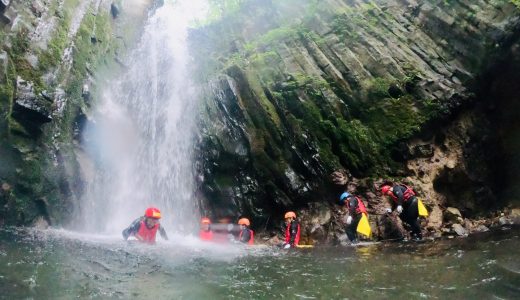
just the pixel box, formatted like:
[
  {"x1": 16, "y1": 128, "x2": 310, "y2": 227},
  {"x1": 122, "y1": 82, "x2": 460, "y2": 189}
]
[
  {"x1": 238, "y1": 218, "x2": 250, "y2": 229},
  {"x1": 339, "y1": 192, "x2": 350, "y2": 205},
  {"x1": 200, "y1": 217, "x2": 211, "y2": 231},
  {"x1": 144, "y1": 207, "x2": 161, "y2": 228},
  {"x1": 284, "y1": 211, "x2": 296, "y2": 224},
  {"x1": 381, "y1": 185, "x2": 392, "y2": 196}
]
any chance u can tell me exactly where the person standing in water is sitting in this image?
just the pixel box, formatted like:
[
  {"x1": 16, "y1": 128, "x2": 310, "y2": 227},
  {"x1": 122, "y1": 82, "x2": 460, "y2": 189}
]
[
  {"x1": 199, "y1": 217, "x2": 213, "y2": 241},
  {"x1": 339, "y1": 192, "x2": 369, "y2": 244},
  {"x1": 237, "y1": 218, "x2": 254, "y2": 245},
  {"x1": 122, "y1": 207, "x2": 168, "y2": 244},
  {"x1": 282, "y1": 211, "x2": 300, "y2": 249},
  {"x1": 381, "y1": 183, "x2": 423, "y2": 240}
]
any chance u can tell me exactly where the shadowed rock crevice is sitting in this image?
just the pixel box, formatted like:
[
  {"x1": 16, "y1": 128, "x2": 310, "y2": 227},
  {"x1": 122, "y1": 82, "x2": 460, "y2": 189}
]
[{"x1": 476, "y1": 38, "x2": 520, "y2": 208}]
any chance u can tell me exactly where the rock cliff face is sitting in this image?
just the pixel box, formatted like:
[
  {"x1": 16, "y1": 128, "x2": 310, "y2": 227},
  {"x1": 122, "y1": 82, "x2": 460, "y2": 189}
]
[
  {"x1": 0, "y1": 0, "x2": 152, "y2": 226},
  {"x1": 190, "y1": 0, "x2": 520, "y2": 240},
  {"x1": 2, "y1": 0, "x2": 519, "y2": 241}
]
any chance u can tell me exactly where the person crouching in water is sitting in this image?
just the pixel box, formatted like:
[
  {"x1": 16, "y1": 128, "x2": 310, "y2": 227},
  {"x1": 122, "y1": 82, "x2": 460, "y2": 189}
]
[
  {"x1": 122, "y1": 207, "x2": 168, "y2": 244},
  {"x1": 237, "y1": 218, "x2": 254, "y2": 245},
  {"x1": 282, "y1": 211, "x2": 300, "y2": 249},
  {"x1": 339, "y1": 192, "x2": 368, "y2": 244},
  {"x1": 199, "y1": 217, "x2": 213, "y2": 241},
  {"x1": 381, "y1": 183, "x2": 422, "y2": 241}
]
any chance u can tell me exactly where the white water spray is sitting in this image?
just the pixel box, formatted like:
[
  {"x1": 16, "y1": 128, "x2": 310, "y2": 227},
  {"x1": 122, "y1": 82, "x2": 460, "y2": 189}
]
[{"x1": 79, "y1": 0, "x2": 209, "y2": 234}]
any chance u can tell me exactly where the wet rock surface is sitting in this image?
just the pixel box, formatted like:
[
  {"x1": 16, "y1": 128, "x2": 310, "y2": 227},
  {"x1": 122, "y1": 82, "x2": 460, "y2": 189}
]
[
  {"x1": 12, "y1": 77, "x2": 53, "y2": 128},
  {"x1": 0, "y1": 0, "x2": 154, "y2": 225},
  {"x1": 452, "y1": 223, "x2": 468, "y2": 236},
  {"x1": 191, "y1": 0, "x2": 520, "y2": 240},
  {"x1": 444, "y1": 207, "x2": 463, "y2": 223},
  {"x1": 0, "y1": 50, "x2": 7, "y2": 82},
  {"x1": 0, "y1": 0, "x2": 10, "y2": 14}
]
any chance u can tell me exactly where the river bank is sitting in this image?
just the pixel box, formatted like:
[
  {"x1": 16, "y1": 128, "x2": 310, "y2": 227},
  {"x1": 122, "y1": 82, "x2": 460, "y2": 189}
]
[{"x1": 255, "y1": 203, "x2": 520, "y2": 246}]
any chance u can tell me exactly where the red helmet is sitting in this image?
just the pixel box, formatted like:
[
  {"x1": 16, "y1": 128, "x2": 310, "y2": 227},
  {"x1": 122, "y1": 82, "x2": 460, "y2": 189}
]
[
  {"x1": 238, "y1": 218, "x2": 250, "y2": 226},
  {"x1": 201, "y1": 217, "x2": 211, "y2": 224},
  {"x1": 381, "y1": 185, "x2": 392, "y2": 195},
  {"x1": 144, "y1": 207, "x2": 161, "y2": 219}
]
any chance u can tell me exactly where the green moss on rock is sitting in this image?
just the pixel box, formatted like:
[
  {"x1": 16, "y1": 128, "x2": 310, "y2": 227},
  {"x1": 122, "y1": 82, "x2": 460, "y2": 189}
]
[{"x1": 0, "y1": 0, "x2": 131, "y2": 226}]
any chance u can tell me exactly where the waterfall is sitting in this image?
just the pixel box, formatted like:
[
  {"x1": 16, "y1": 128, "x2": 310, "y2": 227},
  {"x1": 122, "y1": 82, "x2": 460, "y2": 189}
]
[{"x1": 79, "y1": 0, "x2": 208, "y2": 234}]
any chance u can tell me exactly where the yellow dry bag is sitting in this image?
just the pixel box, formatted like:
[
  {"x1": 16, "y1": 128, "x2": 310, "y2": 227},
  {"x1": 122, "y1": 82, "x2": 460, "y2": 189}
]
[
  {"x1": 418, "y1": 199, "x2": 428, "y2": 217},
  {"x1": 296, "y1": 245, "x2": 314, "y2": 248},
  {"x1": 356, "y1": 213, "x2": 372, "y2": 237}
]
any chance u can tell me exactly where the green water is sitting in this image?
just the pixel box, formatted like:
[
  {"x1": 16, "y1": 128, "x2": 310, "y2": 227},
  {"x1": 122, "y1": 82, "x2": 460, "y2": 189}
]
[{"x1": 0, "y1": 227, "x2": 519, "y2": 299}]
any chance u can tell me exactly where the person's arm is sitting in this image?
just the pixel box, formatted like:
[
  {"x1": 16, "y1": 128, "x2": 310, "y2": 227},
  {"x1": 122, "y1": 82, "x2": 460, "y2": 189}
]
[
  {"x1": 122, "y1": 218, "x2": 142, "y2": 240},
  {"x1": 159, "y1": 225, "x2": 168, "y2": 240},
  {"x1": 393, "y1": 186, "x2": 405, "y2": 206},
  {"x1": 289, "y1": 222, "x2": 298, "y2": 245},
  {"x1": 284, "y1": 224, "x2": 290, "y2": 244}
]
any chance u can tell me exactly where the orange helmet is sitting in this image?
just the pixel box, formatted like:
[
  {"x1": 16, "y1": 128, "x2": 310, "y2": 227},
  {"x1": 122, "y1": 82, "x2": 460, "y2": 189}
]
[
  {"x1": 284, "y1": 211, "x2": 296, "y2": 219},
  {"x1": 381, "y1": 185, "x2": 392, "y2": 195},
  {"x1": 201, "y1": 217, "x2": 211, "y2": 224},
  {"x1": 238, "y1": 218, "x2": 250, "y2": 226},
  {"x1": 145, "y1": 207, "x2": 161, "y2": 219}
]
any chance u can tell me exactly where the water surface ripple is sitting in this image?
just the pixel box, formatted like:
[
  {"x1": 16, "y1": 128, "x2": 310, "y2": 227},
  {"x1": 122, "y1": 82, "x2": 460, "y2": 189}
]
[{"x1": 0, "y1": 227, "x2": 519, "y2": 299}]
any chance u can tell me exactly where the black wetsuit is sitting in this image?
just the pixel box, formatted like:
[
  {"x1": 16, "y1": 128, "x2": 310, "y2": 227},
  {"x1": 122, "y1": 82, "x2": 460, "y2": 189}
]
[
  {"x1": 285, "y1": 220, "x2": 300, "y2": 247},
  {"x1": 391, "y1": 185, "x2": 421, "y2": 239},
  {"x1": 345, "y1": 195, "x2": 363, "y2": 242},
  {"x1": 238, "y1": 227, "x2": 252, "y2": 244},
  {"x1": 122, "y1": 217, "x2": 168, "y2": 240}
]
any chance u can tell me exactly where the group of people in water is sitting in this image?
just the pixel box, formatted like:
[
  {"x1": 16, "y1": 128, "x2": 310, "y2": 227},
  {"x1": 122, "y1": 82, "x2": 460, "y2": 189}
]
[
  {"x1": 122, "y1": 182, "x2": 428, "y2": 245},
  {"x1": 197, "y1": 211, "x2": 301, "y2": 247}
]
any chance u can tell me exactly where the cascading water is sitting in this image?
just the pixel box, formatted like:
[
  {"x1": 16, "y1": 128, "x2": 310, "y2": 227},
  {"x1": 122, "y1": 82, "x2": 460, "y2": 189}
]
[{"x1": 79, "y1": 0, "x2": 209, "y2": 234}]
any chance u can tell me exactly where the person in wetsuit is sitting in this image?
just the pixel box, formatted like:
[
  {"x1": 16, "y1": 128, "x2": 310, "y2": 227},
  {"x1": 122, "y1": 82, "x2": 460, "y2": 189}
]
[
  {"x1": 339, "y1": 192, "x2": 368, "y2": 244},
  {"x1": 199, "y1": 217, "x2": 214, "y2": 241},
  {"x1": 282, "y1": 211, "x2": 300, "y2": 249},
  {"x1": 237, "y1": 218, "x2": 254, "y2": 245},
  {"x1": 381, "y1": 184, "x2": 422, "y2": 240},
  {"x1": 122, "y1": 207, "x2": 168, "y2": 244}
]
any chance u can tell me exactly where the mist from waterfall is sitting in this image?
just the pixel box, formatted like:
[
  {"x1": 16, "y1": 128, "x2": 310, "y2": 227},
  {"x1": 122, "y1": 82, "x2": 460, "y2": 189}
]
[{"x1": 78, "y1": 0, "x2": 209, "y2": 234}]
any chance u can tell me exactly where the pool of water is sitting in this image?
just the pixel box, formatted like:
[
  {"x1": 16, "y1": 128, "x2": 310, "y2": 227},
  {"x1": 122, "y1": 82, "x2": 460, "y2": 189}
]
[{"x1": 1, "y1": 227, "x2": 519, "y2": 299}]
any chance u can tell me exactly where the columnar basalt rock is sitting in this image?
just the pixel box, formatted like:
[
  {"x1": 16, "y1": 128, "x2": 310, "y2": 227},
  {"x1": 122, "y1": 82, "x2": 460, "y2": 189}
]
[{"x1": 192, "y1": 0, "x2": 520, "y2": 239}]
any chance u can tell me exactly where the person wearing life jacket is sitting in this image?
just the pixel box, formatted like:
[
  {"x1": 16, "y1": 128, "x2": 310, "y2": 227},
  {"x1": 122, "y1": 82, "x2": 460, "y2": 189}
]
[
  {"x1": 122, "y1": 207, "x2": 168, "y2": 244},
  {"x1": 381, "y1": 183, "x2": 422, "y2": 240},
  {"x1": 199, "y1": 217, "x2": 213, "y2": 241},
  {"x1": 237, "y1": 218, "x2": 254, "y2": 245},
  {"x1": 282, "y1": 211, "x2": 300, "y2": 249},
  {"x1": 339, "y1": 192, "x2": 368, "y2": 244}
]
